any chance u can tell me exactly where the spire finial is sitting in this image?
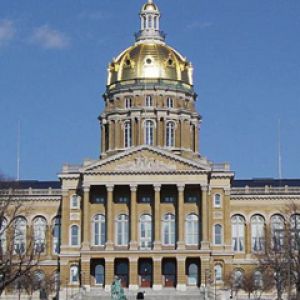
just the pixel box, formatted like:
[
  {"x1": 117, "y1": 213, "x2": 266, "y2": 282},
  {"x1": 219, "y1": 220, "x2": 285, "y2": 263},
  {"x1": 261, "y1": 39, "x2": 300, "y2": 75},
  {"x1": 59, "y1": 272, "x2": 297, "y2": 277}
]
[{"x1": 148, "y1": 0, "x2": 153, "y2": 3}]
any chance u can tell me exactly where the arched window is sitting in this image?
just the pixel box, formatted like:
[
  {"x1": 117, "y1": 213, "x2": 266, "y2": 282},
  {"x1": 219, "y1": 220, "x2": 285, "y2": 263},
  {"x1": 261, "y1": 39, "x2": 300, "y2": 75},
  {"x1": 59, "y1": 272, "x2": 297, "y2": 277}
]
[
  {"x1": 52, "y1": 216, "x2": 61, "y2": 254},
  {"x1": 116, "y1": 215, "x2": 129, "y2": 246},
  {"x1": 233, "y1": 269, "x2": 244, "y2": 288},
  {"x1": 187, "y1": 262, "x2": 198, "y2": 286},
  {"x1": 0, "y1": 218, "x2": 7, "y2": 254},
  {"x1": 70, "y1": 195, "x2": 80, "y2": 209},
  {"x1": 33, "y1": 270, "x2": 45, "y2": 290},
  {"x1": 251, "y1": 215, "x2": 265, "y2": 252},
  {"x1": 125, "y1": 97, "x2": 132, "y2": 109},
  {"x1": 166, "y1": 97, "x2": 174, "y2": 108},
  {"x1": 291, "y1": 214, "x2": 300, "y2": 249},
  {"x1": 214, "y1": 224, "x2": 222, "y2": 245},
  {"x1": 214, "y1": 264, "x2": 223, "y2": 281},
  {"x1": 253, "y1": 270, "x2": 263, "y2": 288},
  {"x1": 14, "y1": 217, "x2": 27, "y2": 254},
  {"x1": 70, "y1": 225, "x2": 80, "y2": 246},
  {"x1": 166, "y1": 121, "x2": 175, "y2": 147},
  {"x1": 95, "y1": 264, "x2": 105, "y2": 285},
  {"x1": 139, "y1": 214, "x2": 152, "y2": 250},
  {"x1": 93, "y1": 214, "x2": 106, "y2": 246},
  {"x1": 70, "y1": 265, "x2": 79, "y2": 284},
  {"x1": 145, "y1": 120, "x2": 154, "y2": 145},
  {"x1": 271, "y1": 214, "x2": 285, "y2": 250},
  {"x1": 214, "y1": 194, "x2": 221, "y2": 208},
  {"x1": 231, "y1": 215, "x2": 245, "y2": 252},
  {"x1": 185, "y1": 214, "x2": 199, "y2": 245},
  {"x1": 33, "y1": 217, "x2": 47, "y2": 253},
  {"x1": 124, "y1": 121, "x2": 132, "y2": 148},
  {"x1": 162, "y1": 214, "x2": 175, "y2": 246}
]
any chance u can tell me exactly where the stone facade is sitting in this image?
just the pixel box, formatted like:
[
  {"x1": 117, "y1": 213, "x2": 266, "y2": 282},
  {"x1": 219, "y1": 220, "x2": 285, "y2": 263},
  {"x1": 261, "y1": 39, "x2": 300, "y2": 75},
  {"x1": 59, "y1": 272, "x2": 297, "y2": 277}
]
[{"x1": 1, "y1": 1, "x2": 299, "y2": 299}]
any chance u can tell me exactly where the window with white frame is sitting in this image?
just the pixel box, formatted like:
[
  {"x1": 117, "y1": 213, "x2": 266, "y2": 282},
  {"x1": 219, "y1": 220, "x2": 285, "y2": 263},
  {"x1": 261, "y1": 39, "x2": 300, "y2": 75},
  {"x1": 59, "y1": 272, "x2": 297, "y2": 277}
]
[
  {"x1": 214, "y1": 194, "x2": 221, "y2": 208},
  {"x1": 116, "y1": 214, "x2": 129, "y2": 246},
  {"x1": 139, "y1": 214, "x2": 152, "y2": 250},
  {"x1": 214, "y1": 224, "x2": 222, "y2": 245},
  {"x1": 93, "y1": 214, "x2": 106, "y2": 246},
  {"x1": 70, "y1": 195, "x2": 80, "y2": 209},
  {"x1": 162, "y1": 213, "x2": 175, "y2": 246},
  {"x1": 166, "y1": 121, "x2": 175, "y2": 147},
  {"x1": 70, "y1": 225, "x2": 80, "y2": 246},
  {"x1": 214, "y1": 264, "x2": 223, "y2": 281},
  {"x1": 52, "y1": 216, "x2": 61, "y2": 254},
  {"x1": 70, "y1": 265, "x2": 79, "y2": 284},
  {"x1": 124, "y1": 121, "x2": 132, "y2": 148},
  {"x1": 291, "y1": 214, "x2": 300, "y2": 249},
  {"x1": 166, "y1": 97, "x2": 174, "y2": 108},
  {"x1": 145, "y1": 120, "x2": 154, "y2": 145},
  {"x1": 125, "y1": 97, "x2": 132, "y2": 109},
  {"x1": 145, "y1": 95, "x2": 153, "y2": 107},
  {"x1": 0, "y1": 218, "x2": 7, "y2": 254},
  {"x1": 251, "y1": 215, "x2": 265, "y2": 252},
  {"x1": 14, "y1": 217, "x2": 27, "y2": 254},
  {"x1": 271, "y1": 214, "x2": 285, "y2": 250},
  {"x1": 185, "y1": 214, "x2": 199, "y2": 245},
  {"x1": 231, "y1": 215, "x2": 245, "y2": 252},
  {"x1": 33, "y1": 217, "x2": 47, "y2": 253}
]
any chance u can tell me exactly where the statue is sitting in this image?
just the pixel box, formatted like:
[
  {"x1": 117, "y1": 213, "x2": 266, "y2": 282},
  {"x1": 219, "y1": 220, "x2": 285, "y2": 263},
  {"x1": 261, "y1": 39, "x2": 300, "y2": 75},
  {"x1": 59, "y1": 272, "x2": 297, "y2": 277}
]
[{"x1": 111, "y1": 276, "x2": 127, "y2": 300}]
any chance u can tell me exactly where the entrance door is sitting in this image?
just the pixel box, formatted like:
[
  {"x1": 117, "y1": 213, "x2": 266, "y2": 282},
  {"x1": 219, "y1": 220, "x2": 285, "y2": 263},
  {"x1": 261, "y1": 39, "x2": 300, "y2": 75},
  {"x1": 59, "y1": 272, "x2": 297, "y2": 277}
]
[
  {"x1": 139, "y1": 259, "x2": 152, "y2": 288},
  {"x1": 115, "y1": 260, "x2": 129, "y2": 288},
  {"x1": 163, "y1": 259, "x2": 176, "y2": 287},
  {"x1": 187, "y1": 263, "x2": 198, "y2": 286}
]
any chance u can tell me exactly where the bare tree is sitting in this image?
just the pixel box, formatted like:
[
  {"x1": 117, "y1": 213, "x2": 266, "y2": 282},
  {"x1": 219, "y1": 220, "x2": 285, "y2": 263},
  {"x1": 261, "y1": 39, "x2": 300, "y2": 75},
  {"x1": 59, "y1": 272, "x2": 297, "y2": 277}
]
[{"x1": 0, "y1": 177, "x2": 42, "y2": 296}]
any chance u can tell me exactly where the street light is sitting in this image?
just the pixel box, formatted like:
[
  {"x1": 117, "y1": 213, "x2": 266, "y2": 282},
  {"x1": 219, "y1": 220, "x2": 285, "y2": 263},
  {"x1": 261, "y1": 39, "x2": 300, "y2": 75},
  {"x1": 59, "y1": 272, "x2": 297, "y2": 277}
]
[{"x1": 214, "y1": 269, "x2": 217, "y2": 300}]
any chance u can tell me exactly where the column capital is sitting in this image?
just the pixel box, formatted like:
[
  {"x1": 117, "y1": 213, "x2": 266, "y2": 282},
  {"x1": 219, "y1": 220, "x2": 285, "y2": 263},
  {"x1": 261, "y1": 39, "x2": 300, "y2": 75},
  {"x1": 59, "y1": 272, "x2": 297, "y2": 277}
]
[
  {"x1": 177, "y1": 184, "x2": 185, "y2": 192},
  {"x1": 201, "y1": 185, "x2": 208, "y2": 192},
  {"x1": 83, "y1": 186, "x2": 90, "y2": 193},
  {"x1": 130, "y1": 185, "x2": 137, "y2": 192},
  {"x1": 154, "y1": 184, "x2": 161, "y2": 192},
  {"x1": 106, "y1": 185, "x2": 114, "y2": 192}
]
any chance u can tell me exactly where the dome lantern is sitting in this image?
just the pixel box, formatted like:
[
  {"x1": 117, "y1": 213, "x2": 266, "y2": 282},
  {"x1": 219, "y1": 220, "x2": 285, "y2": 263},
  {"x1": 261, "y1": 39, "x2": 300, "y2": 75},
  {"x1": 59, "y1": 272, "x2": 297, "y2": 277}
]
[{"x1": 136, "y1": 0, "x2": 165, "y2": 43}]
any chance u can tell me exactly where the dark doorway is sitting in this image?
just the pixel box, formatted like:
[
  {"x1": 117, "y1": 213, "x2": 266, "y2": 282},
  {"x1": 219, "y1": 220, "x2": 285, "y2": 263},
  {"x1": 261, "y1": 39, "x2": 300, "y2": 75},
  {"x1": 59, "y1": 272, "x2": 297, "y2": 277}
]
[
  {"x1": 139, "y1": 259, "x2": 153, "y2": 288},
  {"x1": 115, "y1": 259, "x2": 129, "y2": 288},
  {"x1": 91, "y1": 259, "x2": 105, "y2": 286},
  {"x1": 186, "y1": 258, "x2": 200, "y2": 287},
  {"x1": 162, "y1": 258, "x2": 176, "y2": 287}
]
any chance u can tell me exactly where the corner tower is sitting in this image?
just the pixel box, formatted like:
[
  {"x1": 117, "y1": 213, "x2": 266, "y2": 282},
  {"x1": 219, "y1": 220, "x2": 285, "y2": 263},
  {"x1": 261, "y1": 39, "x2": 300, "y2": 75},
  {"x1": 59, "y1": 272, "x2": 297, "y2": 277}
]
[{"x1": 100, "y1": 0, "x2": 201, "y2": 159}]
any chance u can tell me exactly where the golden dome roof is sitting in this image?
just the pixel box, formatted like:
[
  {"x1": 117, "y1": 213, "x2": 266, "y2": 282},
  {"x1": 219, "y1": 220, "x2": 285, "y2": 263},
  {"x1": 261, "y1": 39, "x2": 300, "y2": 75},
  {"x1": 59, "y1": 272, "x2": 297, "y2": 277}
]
[{"x1": 107, "y1": 43, "x2": 193, "y2": 86}]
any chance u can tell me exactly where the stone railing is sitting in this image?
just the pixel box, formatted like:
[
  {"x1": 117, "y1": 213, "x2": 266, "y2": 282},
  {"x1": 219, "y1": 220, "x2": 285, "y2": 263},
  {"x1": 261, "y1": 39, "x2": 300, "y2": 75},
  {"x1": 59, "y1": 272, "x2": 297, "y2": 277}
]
[
  {"x1": 0, "y1": 187, "x2": 61, "y2": 196},
  {"x1": 232, "y1": 185, "x2": 300, "y2": 195}
]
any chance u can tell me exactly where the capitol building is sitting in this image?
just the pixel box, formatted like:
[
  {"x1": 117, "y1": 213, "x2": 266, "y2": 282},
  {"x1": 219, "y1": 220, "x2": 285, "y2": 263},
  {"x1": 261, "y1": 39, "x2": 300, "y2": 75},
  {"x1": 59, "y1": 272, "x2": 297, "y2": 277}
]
[{"x1": 1, "y1": 1, "x2": 300, "y2": 299}]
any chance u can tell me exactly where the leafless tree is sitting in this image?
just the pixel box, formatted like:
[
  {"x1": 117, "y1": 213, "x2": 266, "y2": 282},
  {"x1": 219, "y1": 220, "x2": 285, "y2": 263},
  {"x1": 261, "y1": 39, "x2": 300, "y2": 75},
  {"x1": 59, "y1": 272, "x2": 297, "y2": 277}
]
[{"x1": 0, "y1": 176, "x2": 42, "y2": 296}]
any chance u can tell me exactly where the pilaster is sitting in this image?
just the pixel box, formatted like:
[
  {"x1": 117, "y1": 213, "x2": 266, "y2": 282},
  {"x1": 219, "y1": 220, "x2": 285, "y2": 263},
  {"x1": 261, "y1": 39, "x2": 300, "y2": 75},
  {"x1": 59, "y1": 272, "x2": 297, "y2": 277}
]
[
  {"x1": 153, "y1": 184, "x2": 161, "y2": 250},
  {"x1": 106, "y1": 185, "x2": 114, "y2": 250},
  {"x1": 130, "y1": 185, "x2": 138, "y2": 250},
  {"x1": 82, "y1": 186, "x2": 90, "y2": 250},
  {"x1": 105, "y1": 258, "x2": 114, "y2": 291},
  {"x1": 129, "y1": 257, "x2": 139, "y2": 290},
  {"x1": 177, "y1": 184, "x2": 185, "y2": 250},
  {"x1": 201, "y1": 185, "x2": 210, "y2": 249},
  {"x1": 153, "y1": 257, "x2": 162, "y2": 290},
  {"x1": 176, "y1": 256, "x2": 186, "y2": 291}
]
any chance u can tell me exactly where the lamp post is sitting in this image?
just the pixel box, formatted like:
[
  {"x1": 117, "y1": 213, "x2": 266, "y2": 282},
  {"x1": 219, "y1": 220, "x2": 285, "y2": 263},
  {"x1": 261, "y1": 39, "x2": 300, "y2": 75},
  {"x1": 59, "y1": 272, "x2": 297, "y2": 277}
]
[{"x1": 214, "y1": 269, "x2": 217, "y2": 300}]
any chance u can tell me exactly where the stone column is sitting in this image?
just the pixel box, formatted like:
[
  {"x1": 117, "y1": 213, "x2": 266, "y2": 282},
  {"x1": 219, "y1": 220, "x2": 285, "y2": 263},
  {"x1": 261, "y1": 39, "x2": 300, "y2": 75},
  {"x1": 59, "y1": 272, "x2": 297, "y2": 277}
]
[
  {"x1": 130, "y1": 185, "x2": 138, "y2": 250},
  {"x1": 106, "y1": 185, "x2": 114, "y2": 250},
  {"x1": 153, "y1": 257, "x2": 162, "y2": 290},
  {"x1": 245, "y1": 221, "x2": 251, "y2": 255},
  {"x1": 109, "y1": 120, "x2": 115, "y2": 151},
  {"x1": 105, "y1": 258, "x2": 114, "y2": 292},
  {"x1": 101, "y1": 124, "x2": 105, "y2": 154},
  {"x1": 115, "y1": 120, "x2": 120, "y2": 150},
  {"x1": 129, "y1": 257, "x2": 139, "y2": 290},
  {"x1": 224, "y1": 189, "x2": 232, "y2": 251},
  {"x1": 201, "y1": 186, "x2": 209, "y2": 249},
  {"x1": 176, "y1": 256, "x2": 186, "y2": 291},
  {"x1": 82, "y1": 186, "x2": 90, "y2": 250},
  {"x1": 195, "y1": 123, "x2": 199, "y2": 153},
  {"x1": 177, "y1": 184, "x2": 185, "y2": 250},
  {"x1": 153, "y1": 184, "x2": 161, "y2": 250},
  {"x1": 131, "y1": 118, "x2": 135, "y2": 146},
  {"x1": 180, "y1": 118, "x2": 185, "y2": 149},
  {"x1": 60, "y1": 190, "x2": 69, "y2": 247}
]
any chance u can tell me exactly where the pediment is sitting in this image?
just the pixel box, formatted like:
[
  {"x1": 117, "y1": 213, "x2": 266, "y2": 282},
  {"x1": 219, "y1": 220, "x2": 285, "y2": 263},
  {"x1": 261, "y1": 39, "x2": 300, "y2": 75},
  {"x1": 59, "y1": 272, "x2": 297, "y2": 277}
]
[{"x1": 83, "y1": 146, "x2": 211, "y2": 174}]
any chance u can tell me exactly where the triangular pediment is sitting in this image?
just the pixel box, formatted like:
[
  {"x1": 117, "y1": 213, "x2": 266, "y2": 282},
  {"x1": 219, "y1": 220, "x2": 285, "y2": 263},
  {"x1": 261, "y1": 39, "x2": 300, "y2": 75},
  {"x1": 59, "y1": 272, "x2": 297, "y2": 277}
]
[{"x1": 82, "y1": 146, "x2": 211, "y2": 174}]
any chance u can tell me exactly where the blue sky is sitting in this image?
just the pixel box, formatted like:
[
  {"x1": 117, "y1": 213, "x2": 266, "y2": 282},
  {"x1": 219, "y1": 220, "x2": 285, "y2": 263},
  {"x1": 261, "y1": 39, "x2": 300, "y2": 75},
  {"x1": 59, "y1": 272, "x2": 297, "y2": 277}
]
[{"x1": 0, "y1": 0, "x2": 299, "y2": 180}]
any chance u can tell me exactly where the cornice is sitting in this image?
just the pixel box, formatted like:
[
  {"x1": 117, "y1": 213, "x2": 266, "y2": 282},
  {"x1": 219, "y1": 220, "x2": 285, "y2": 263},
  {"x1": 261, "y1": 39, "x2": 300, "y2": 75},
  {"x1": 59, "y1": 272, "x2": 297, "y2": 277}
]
[{"x1": 231, "y1": 194, "x2": 300, "y2": 201}]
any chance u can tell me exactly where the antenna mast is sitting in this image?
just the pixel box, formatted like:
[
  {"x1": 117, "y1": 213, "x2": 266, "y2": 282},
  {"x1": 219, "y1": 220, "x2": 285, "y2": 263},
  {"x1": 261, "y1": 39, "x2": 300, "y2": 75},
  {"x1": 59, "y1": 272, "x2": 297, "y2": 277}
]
[
  {"x1": 17, "y1": 120, "x2": 21, "y2": 181},
  {"x1": 278, "y1": 119, "x2": 282, "y2": 180}
]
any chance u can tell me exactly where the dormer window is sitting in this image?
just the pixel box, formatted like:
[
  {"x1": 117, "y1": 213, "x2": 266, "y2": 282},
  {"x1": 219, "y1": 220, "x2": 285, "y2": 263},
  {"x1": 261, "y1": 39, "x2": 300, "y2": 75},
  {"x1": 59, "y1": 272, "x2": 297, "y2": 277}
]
[
  {"x1": 145, "y1": 95, "x2": 153, "y2": 107},
  {"x1": 125, "y1": 97, "x2": 132, "y2": 109},
  {"x1": 166, "y1": 97, "x2": 174, "y2": 108}
]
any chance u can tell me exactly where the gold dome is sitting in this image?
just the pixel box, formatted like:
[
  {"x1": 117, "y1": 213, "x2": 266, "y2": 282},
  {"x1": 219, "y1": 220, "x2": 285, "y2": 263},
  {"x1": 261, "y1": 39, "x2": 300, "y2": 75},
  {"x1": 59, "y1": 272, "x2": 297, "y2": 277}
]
[
  {"x1": 142, "y1": 0, "x2": 159, "y2": 12},
  {"x1": 107, "y1": 43, "x2": 193, "y2": 86}
]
